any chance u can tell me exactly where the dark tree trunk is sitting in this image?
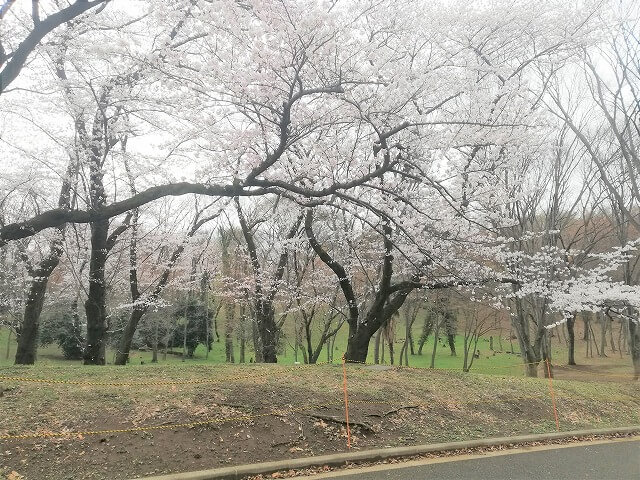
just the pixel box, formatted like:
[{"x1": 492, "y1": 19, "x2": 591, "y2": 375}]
[
  {"x1": 511, "y1": 297, "x2": 540, "y2": 377},
  {"x1": 83, "y1": 219, "x2": 109, "y2": 365},
  {"x1": 257, "y1": 301, "x2": 277, "y2": 363},
  {"x1": 115, "y1": 308, "x2": 145, "y2": 365},
  {"x1": 630, "y1": 320, "x2": 640, "y2": 380},
  {"x1": 387, "y1": 335, "x2": 395, "y2": 365},
  {"x1": 225, "y1": 303, "x2": 235, "y2": 363},
  {"x1": 14, "y1": 262, "x2": 57, "y2": 364},
  {"x1": 238, "y1": 305, "x2": 245, "y2": 363},
  {"x1": 447, "y1": 333, "x2": 456, "y2": 356},
  {"x1": 151, "y1": 317, "x2": 159, "y2": 363},
  {"x1": 14, "y1": 155, "x2": 77, "y2": 365},
  {"x1": 417, "y1": 315, "x2": 433, "y2": 355},
  {"x1": 567, "y1": 314, "x2": 576, "y2": 365},
  {"x1": 345, "y1": 323, "x2": 370, "y2": 363}
]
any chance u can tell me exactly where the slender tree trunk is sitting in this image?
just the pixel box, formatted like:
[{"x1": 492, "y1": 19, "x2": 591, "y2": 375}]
[
  {"x1": 182, "y1": 317, "x2": 188, "y2": 360},
  {"x1": 462, "y1": 335, "x2": 470, "y2": 372},
  {"x1": 408, "y1": 329, "x2": 415, "y2": 355},
  {"x1": 599, "y1": 312, "x2": 607, "y2": 357},
  {"x1": 629, "y1": 318, "x2": 640, "y2": 380},
  {"x1": 387, "y1": 331, "x2": 394, "y2": 365},
  {"x1": 374, "y1": 329, "x2": 381, "y2": 364},
  {"x1": 404, "y1": 315, "x2": 410, "y2": 366},
  {"x1": 589, "y1": 321, "x2": 600, "y2": 357},
  {"x1": 609, "y1": 320, "x2": 616, "y2": 353},
  {"x1": 417, "y1": 313, "x2": 433, "y2": 355},
  {"x1": 447, "y1": 333, "x2": 456, "y2": 356},
  {"x1": 567, "y1": 314, "x2": 576, "y2": 365},
  {"x1": 225, "y1": 302, "x2": 235, "y2": 363},
  {"x1": 430, "y1": 317, "x2": 441, "y2": 369},
  {"x1": 151, "y1": 317, "x2": 158, "y2": 363},
  {"x1": 327, "y1": 336, "x2": 331, "y2": 363}
]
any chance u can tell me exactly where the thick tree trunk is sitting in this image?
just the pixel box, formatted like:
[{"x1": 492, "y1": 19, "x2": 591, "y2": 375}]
[
  {"x1": 567, "y1": 314, "x2": 576, "y2": 365},
  {"x1": 345, "y1": 323, "x2": 370, "y2": 363},
  {"x1": 14, "y1": 146, "x2": 77, "y2": 365},
  {"x1": 15, "y1": 274, "x2": 51, "y2": 364},
  {"x1": 114, "y1": 308, "x2": 145, "y2": 365},
  {"x1": 83, "y1": 219, "x2": 109, "y2": 365},
  {"x1": 256, "y1": 302, "x2": 278, "y2": 363}
]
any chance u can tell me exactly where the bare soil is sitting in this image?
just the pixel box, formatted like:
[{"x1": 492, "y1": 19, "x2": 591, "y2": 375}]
[{"x1": 0, "y1": 364, "x2": 638, "y2": 480}]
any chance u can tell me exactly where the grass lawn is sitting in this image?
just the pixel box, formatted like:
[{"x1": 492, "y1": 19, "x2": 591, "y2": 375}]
[{"x1": 1, "y1": 323, "x2": 636, "y2": 382}]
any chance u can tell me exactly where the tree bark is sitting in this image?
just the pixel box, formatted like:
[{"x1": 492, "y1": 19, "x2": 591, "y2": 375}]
[
  {"x1": 151, "y1": 317, "x2": 159, "y2": 363},
  {"x1": 225, "y1": 303, "x2": 235, "y2": 363},
  {"x1": 83, "y1": 218, "x2": 109, "y2": 365},
  {"x1": 630, "y1": 319, "x2": 640, "y2": 380},
  {"x1": 345, "y1": 323, "x2": 370, "y2": 363},
  {"x1": 14, "y1": 255, "x2": 59, "y2": 364},
  {"x1": 567, "y1": 314, "x2": 576, "y2": 365},
  {"x1": 115, "y1": 308, "x2": 145, "y2": 365},
  {"x1": 14, "y1": 154, "x2": 78, "y2": 365},
  {"x1": 447, "y1": 333, "x2": 456, "y2": 356},
  {"x1": 256, "y1": 301, "x2": 278, "y2": 363}
]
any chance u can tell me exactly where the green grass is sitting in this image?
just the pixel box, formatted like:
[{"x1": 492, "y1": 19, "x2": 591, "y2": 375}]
[
  {"x1": 0, "y1": 325, "x2": 522, "y2": 371},
  {"x1": 0, "y1": 322, "x2": 634, "y2": 380}
]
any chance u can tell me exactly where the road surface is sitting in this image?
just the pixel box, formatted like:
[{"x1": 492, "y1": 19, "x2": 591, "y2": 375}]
[{"x1": 299, "y1": 438, "x2": 640, "y2": 480}]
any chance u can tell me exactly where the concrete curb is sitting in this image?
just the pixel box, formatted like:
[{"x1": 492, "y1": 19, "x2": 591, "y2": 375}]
[{"x1": 136, "y1": 426, "x2": 640, "y2": 480}]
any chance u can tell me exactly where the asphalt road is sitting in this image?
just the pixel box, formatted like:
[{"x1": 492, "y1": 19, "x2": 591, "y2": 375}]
[{"x1": 304, "y1": 439, "x2": 640, "y2": 480}]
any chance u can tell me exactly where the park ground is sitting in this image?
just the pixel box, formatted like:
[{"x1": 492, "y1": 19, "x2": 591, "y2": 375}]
[
  {"x1": 0, "y1": 354, "x2": 638, "y2": 479},
  {"x1": 0, "y1": 319, "x2": 635, "y2": 378}
]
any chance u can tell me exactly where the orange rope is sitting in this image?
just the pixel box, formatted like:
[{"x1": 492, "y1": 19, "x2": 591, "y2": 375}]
[
  {"x1": 342, "y1": 354, "x2": 352, "y2": 449},
  {"x1": 546, "y1": 359, "x2": 560, "y2": 432}
]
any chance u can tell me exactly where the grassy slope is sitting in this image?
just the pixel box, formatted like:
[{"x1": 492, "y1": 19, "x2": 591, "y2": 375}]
[{"x1": 0, "y1": 362, "x2": 638, "y2": 479}]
